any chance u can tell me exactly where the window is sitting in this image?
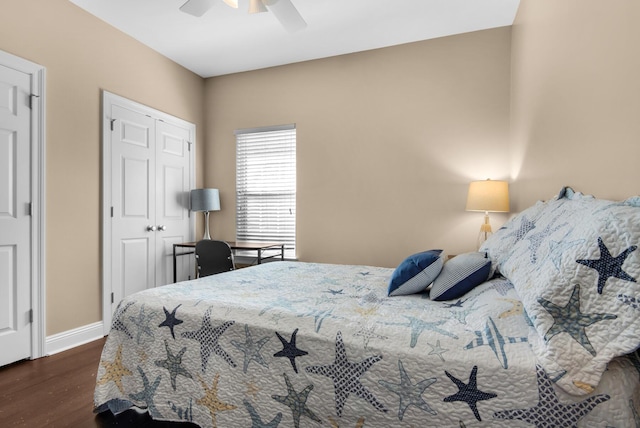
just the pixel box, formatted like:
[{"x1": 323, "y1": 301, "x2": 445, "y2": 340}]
[{"x1": 236, "y1": 125, "x2": 296, "y2": 259}]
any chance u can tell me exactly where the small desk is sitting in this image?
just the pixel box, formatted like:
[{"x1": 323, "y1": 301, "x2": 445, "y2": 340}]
[{"x1": 173, "y1": 241, "x2": 285, "y2": 283}]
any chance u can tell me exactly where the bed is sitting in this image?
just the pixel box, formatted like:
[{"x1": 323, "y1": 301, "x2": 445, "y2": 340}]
[{"x1": 94, "y1": 188, "x2": 640, "y2": 427}]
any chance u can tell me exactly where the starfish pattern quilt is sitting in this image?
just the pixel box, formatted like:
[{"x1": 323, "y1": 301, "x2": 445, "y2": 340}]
[{"x1": 94, "y1": 261, "x2": 640, "y2": 427}]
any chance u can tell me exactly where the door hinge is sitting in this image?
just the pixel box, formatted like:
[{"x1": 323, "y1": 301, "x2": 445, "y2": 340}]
[
  {"x1": 110, "y1": 118, "x2": 116, "y2": 131},
  {"x1": 111, "y1": 206, "x2": 114, "y2": 218},
  {"x1": 187, "y1": 141, "x2": 192, "y2": 152},
  {"x1": 29, "y1": 309, "x2": 33, "y2": 323},
  {"x1": 29, "y1": 94, "x2": 40, "y2": 109},
  {"x1": 111, "y1": 292, "x2": 114, "y2": 304},
  {"x1": 27, "y1": 202, "x2": 32, "y2": 216}
]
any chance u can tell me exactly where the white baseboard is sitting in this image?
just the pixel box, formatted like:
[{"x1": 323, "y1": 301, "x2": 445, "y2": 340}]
[{"x1": 45, "y1": 321, "x2": 105, "y2": 356}]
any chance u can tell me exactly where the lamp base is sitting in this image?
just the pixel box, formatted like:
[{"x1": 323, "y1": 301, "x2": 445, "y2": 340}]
[
  {"x1": 202, "y1": 211, "x2": 212, "y2": 240},
  {"x1": 477, "y1": 212, "x2": 493, "y2": 248}
]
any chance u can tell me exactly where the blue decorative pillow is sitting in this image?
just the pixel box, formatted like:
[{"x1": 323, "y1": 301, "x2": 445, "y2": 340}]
[
  {"x1": 430, "y1": 252, "x2": 491, "y2": 301},
  {"x1": 387, "y1": 250, "x2": 443, "y2": 296}
]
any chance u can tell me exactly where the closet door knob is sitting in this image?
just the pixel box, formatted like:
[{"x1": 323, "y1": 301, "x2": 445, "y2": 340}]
[
  {"x1": 146, "y1": 225, "x2": 157, "y2": 232},
  {"x1": 158, "y1": 225, "x2": 166, "y2": 231}
]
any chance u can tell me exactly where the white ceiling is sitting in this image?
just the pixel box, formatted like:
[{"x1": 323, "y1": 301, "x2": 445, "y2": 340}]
[{"x1": 68, "y1": 0, "x2": 520, "y2": 78}]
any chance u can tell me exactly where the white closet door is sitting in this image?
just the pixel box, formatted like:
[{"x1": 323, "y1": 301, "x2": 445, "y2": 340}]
[
  {"x1": 155, "y1": 120, "x2": 192, "y2": 287},
  {"x1": 0, "y1": 64, "x2": 32, "y2": 366},
  {"x1": 103, "y1": 92, "x2": 195, "y2": 330},
  {"x1": 110, "y1": 104, "x2": 157, "y2": 306}
]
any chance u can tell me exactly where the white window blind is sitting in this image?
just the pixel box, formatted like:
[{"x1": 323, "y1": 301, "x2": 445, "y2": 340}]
[{"x1": 236, "y1": 125, "x2": 296, "y2": 259}]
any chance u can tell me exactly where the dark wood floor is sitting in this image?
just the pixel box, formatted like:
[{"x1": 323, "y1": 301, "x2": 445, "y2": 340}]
[{"x1": 0, "y1": 337, "x2": 196, "y2": 427}]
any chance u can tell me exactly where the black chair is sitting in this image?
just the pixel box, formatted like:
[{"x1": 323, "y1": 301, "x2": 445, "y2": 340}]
[{"x1": 194, "y1": 240, "x2": 235, "y2": 277}]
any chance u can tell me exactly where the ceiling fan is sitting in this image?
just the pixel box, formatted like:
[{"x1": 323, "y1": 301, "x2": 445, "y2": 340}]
[{"x1": 179, "y1": 0, "x2": 307, "y2": 32}]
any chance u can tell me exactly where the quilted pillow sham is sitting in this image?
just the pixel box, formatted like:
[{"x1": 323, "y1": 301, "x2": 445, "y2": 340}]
[
  {"x1": 387, "y1": 249, "x2": 443, "y2": 296},
  {"x1": 480, "y1": 199, "x2": 548, "y2": 274},
  {"x1": 497, "y1": 188, "x2": 640, "y2": 396}
]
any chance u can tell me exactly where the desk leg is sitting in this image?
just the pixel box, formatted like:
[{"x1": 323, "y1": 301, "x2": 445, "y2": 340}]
[
  {"x1": 257, "y1": 249, "x2": 262, "y2": 264},
  {"x1": 281, "y1": 245, "x2": 284, "y2": 261},
  {"x1": 173, "y1": 245, "x2": 177, "y2": 283}
]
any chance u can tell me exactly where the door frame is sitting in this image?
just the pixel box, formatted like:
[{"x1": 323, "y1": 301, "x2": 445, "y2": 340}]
[
  {"x1": 101, "y1": 91, "x2": 195, "y2": 335},
  {"x1": 0, "y1": 49, "x2": 46, "y2": 360}
]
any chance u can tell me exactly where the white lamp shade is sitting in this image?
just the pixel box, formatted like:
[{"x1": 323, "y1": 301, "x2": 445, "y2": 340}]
[
  {"x1": 190, "y1": 188, "x2": 220, "y2": 212},
  {"x1": 466, "y1": 180, "x2": 510, "y2": 213}
]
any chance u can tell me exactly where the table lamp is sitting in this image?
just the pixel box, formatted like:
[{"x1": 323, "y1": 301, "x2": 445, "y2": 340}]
[
  {"x1": 190, "y1": 188, "x2": 220, "y2": 240},
  {"x1": 466, "y1": 179, "x2": 509, "y2": 246}
]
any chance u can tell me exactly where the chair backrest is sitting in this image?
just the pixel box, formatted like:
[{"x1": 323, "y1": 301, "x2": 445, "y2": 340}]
[{"x1": 194, "y1": 240, "x2": 235, "y2": 277}]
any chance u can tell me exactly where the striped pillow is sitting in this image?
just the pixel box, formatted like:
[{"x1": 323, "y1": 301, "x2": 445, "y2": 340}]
[
  {"x1": 430, "y1": 252, "x2": 491, "y2": 301},
  {"x1": 387, "y1": 250, "x2": 444, "y2": 296}
]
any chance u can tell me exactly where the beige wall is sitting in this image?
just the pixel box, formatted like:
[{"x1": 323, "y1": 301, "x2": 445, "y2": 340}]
[
  {"x1": 205, "y1": 28, "x2": 512, "y2": 267},
  {"x1": 0, "y1": 0, "x2": 205, "y2": 335},
  {"x1": 510, "y1": 0, "x2": 640, "y2": 211},
  {"x1": 8, "y1": 0, "x2": 633, "y2": 338}
]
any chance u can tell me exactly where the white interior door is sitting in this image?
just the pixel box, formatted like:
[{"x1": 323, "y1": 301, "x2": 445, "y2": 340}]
[
  {"x1": 0, "y1": 64, "x2": 32, "y2": 366},
  {"x1": 110, "y1": 104, "x2": 157, "y2": 304},
  {"x1": 155, "y1": 120, "x2": 192, "y2": 286},
  {"x1": 103, "y1": 92, "x2": 195, "y2": 332}
]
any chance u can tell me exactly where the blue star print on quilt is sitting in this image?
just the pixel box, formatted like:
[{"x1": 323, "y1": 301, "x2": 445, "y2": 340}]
[
  {"x1": 506, "y1": 215, "x2": 536, "y2": 243},
  {"x1": 493, "y1": 364, "x2": 609, "y2": 426},
  {"x1": 273, "y1": 328, "x2": 308, "y2": 373},
  {"x1": 305, "y1": 331, "x2": 387, "y2": 417},
  {"x1": 576, "y1": 237, "x2": 637, "y2": 294},
  {"x1": 129, "y1": 366, "x2": 162, "y2": 418},
  {"x1": 524, "y1": 216, "x2": 567, "y2": 264},
  {"x1": 464, "y1": 317, "x2": 527, "y2": 369},
  {"x1": 538, "y1": 284, "x2": 617, "y2": 356},
  {"x1": 158, "y1": 304, "x2": 183, "y2": 339},
  {"x1": 112, "y1": 301, "x2": 135, "y2": 339},
  {"x1": 443, "y1": 365, "x2": 497, "y2": 422}
]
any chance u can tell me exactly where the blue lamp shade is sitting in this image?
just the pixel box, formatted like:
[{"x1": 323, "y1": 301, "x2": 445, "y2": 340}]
[
  {"x1": 190, "y1": 188, "x2": 220, "y2": 212},
  {"x1": 190, "y1": 189, "x2": 220, "y2": 240}
]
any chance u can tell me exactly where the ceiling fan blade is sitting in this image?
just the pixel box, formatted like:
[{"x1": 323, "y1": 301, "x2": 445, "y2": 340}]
[
  {"x1": 179, "y1": 0, "x2": 214, "y2": 17},
  {"x1": 249, "y1": 0, "x2": 268, "y2": 14},
  {"x1": 222, "y1": 0, "x2": 238, "y2": 8},
  {"x1": 267, "y1": 0, "x2": 307, "y2": 32}
]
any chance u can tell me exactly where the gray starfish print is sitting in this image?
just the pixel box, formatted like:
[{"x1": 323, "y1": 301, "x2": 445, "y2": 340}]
[
  {"x1": 538, "y1": 284, "x2": 616, "y2": 356},
  {"x1": 231, "y1": 324, "x2": 271, "y2": 373},
  {"x1": 305, "y1": 331, "x2": 387, "y2": 417},
  {"x1": 390, "y1": 316, "x2": 458, "y2": 347},
  {"x1": 244, "y1": 399, "x2": 282, "y2": 428},
  {"x1": 427, "y1": 340, "x2": 448, "y2": 362},
  {"x1": 353, "y1": 324, "x2": 388, "y2": 349},
  {"x1": 379, "y1": 360, "x2": 437, "y2": 421},
  {"x1": 154, "y1": 339, "x2": 192, "y2": 390},
  {"x1": 272, "y1": 372, "x2": 321, "y2": 428},
  {"x1": 129, "y1": 366, "x2": 162, "y2": 418},
  {"x1": 525, "y1": 217, "x2": 567, "y2": 264},
  {"x1": 181, "y1": 307, "x2": 236, "y2": 370},
  {"x1": 128, "y1": 304, "x2": 155, "y2": 345}
]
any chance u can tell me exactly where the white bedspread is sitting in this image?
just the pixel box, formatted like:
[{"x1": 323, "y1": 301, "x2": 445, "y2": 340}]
[{"x1": 94, "y1": 262, "x2": 640, "y2": 427}]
